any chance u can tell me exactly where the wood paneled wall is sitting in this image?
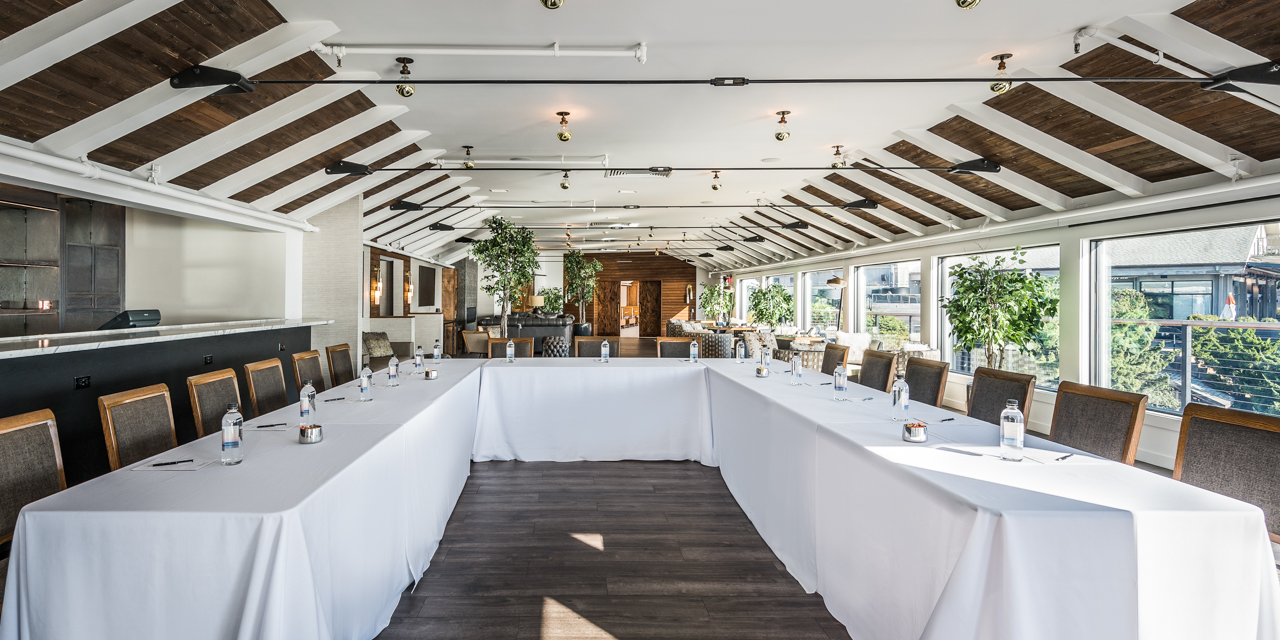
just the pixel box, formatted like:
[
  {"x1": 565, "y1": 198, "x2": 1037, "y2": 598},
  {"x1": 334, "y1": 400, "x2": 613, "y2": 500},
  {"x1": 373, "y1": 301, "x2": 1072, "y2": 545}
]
[
  {"x1": 597, "y1": 285, "x2": 621, "y2": 336},
  {"x1": 570, "y1": 254, "x2": 696, "y2": 336},
  {"x1": 639, "y1": 281, "x2": 663, "y2": 336}
]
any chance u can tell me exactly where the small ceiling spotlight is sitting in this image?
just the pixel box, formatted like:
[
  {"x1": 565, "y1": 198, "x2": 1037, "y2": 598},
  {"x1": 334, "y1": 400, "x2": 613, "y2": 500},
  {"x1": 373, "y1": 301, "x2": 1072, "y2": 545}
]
[
  {"x1": 956, "y1": 0, "x2": 980, "y2": 7},
  {"x1": 556, "y1": 111, "x2": 572, "y2": 142},
  {"x1": 842, "y1": 199, "x2": 879, "y2": 210},
  {"x1": 541, "y1": 0, "x2": 564, "y2": 8},
  {"x1": 711, "y1": 171, "x2": 722, "y2": 191},
  {"x1": 461, "y1": 145, "x2": 475, "y2": 169},
  {"x1": 990, "y1": 53, "x2": 1013, "y2": 94},
  {"x1": 559, "y1": 170, "x2": 571, "y2": 190},
  {"x1": 774, "y1": 111, "x2": 791, "y2": 141},
  {"x1": 395, "y1": 57, "x2": 415, "y2": 97},
  {"x1": 831, "y1": 145, "x2": 846, "y2": 168}
]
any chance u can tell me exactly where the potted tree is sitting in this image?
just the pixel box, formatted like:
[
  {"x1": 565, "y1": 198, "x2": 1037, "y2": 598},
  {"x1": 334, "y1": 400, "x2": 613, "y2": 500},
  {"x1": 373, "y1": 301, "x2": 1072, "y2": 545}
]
[
  {"x1": 468, "y1": 216, "x2": 540, "y2": 339},
  {"x1": 536, "y1": 286, "x2": 565, "y2": 315},
  {"x1": 748, "y1": 284, "x2": 795, "y2": 331},
  {"x1": 699, "y1": 283, "x2": 734, "y2": 325},
  {"x1": 564, "y1": 249, "x2": 603, "y2": 336},
  {"x1": 939, "y1": 247, "x2": 1058, "y2": 370}
]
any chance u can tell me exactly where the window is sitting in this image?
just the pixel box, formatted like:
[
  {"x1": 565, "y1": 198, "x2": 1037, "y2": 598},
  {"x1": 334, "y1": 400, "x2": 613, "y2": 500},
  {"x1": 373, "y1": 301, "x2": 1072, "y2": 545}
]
[
  {"x1": 860, "y1": 260, "x2": 921, "y2": 349},
  {"x1": 940, "y1": 246, "x2": 1060, "y2": 389},
  {"x1": 802, "y1": 269, "x2": 844, "y2": 334},
  {"x1": 1094, "y1": 224, "x2": 1280, "y2": 415},
  {"x1": 764, "y1": 274, "x2": 797, "y2": 326},
  {"x1": 738, "y1": 278, "x2": 760, "y2": 321}
]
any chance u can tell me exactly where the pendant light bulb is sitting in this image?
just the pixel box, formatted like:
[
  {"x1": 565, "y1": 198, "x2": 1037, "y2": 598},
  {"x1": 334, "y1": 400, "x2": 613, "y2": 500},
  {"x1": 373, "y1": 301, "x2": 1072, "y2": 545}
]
[
  {"x1": 774, "y1": 111, "x2": 791, "y2": 142},
  {"x1": 831, "y1": 145, "x2": 846, "y2": 168},
  {"x1": 990, "y1": 54, "x2": 1013, "y2": 94},
  {"x1": 559, "y1": 170, "x2": 571, "y2": 190},
  {"x1": 461, "y1": 145, "x2": 475, "y2": 169},
  {"x1": 711, "y1": 170, "x2": 722, "y2": 191},
  {"x1": 556, "y1": 111, "x2": 572, "y2": 142},
  {"x1": 395, "y1": 57, "x2": 415, "y2": 98}
]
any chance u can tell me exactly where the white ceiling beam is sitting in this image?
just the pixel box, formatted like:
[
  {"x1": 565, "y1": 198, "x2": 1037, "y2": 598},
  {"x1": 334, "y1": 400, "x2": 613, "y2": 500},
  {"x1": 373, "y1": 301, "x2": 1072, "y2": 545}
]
[
  {"x1": 943, "y1": 103, "x2": 1151, "y2": 197},
  {"x1": 436, "y1": 245, "x2": 473, "y2": 266},
  {"x1": 764, "y1": 203, "x2": 862, "y2": 249},
  {"x1": 817, "y1": 169, "x2": 964, "y2": 226},
  {"x1": 252, "y1": 137, "x2": 438, "y2": 211},
  {"x1": 35, "y1": 21, "x2": 340, "y2": 159},
  {"x1": 0, "y1": 0, "x2": 184, "y2": 93},
  {"x1": 289, "y1": 153, "x2": 447, "y2": 221},
  {"x1": 737, "y1": 214, "x2": 824, "y2": 254},
  {"x1": 202, "y1": 105, "x2": 407, "y2": 198},
  {"x1": 407, "y1": 209, "x2": 495, "y2": 253},
  {"x1": 684, "y1": 242, "x2": 748, "y2": 269},
  {"x1": 716, "y1": 226, "x2": 795, "y2": 260},
  {"x1": 666, "y1": 253, "x2": 722, "y2": 272},
  {"x1": 1016, "y1": 67, "x2": 1260, "y2": 178},
  {"x1": 706, "y1": 228, "x2": 785, "y2": 263},
  {"x1": 362, "y1": 176, "x2": 470, "y2": 225},
  {"x1": 388, "y1": 197, "x2": 488, "y2": 245},
  {"x1": 146, "y1": 73, "x2": 379, "y2": 181},
  {"x1": 791, "y1": 184, "x2": 928, "y2": 237},
  {"x1": 695, "y1": 234, "x2": 759, "y2": 266},
  {"x1": 364, "y1": 188, "x2": 479, "y2": 239},
  {"x1": 858, "y1": 147, "x2": 1012, "y2": 221},
  {"x1": 890, "y1": 130, "x2": 1072, "y2": 212},
  {"x1": 723, "y1": 224, "x2": 804, "y2": 259},
  {"x1": 774, "y1": 191, "x2": 886, "y2": 243}
]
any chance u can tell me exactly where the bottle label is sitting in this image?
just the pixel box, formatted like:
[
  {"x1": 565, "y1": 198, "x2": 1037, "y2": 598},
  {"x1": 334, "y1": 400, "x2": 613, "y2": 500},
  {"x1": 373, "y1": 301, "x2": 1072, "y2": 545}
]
[
  {"x1": 360, "y1": 377, "x2": 369, "y2": 391},
  {"x1": 300, "y1": 397, "x2": 311, "y2": 412},
  {"x1": 222, "y1": 440, "x2": 240, "y2": 450}
]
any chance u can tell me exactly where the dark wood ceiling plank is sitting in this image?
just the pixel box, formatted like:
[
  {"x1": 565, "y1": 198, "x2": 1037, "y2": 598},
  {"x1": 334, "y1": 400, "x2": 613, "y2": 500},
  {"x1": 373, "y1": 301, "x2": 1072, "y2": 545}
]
[
  {"x1": 1174, "y1": 0, "x2": 1280, "y2": 60},
  {"x1": 986, "y1": 84, "x2": 1209, "y2": 182},
  {"x1": 1062, "y1": 42, "x2": 1280, "y2": 162},
  {"x1": 884, "y1": 141, "x2": 1040, "y2": 211},
  {"x1": 231, "y1": 122, "x2": 408, "y2": 203},
  {"x1": 803, "y1": 181, "x2": 939, "y2": 230},
  {"x1": 367, "y1": 185, "x2": 460, "y2": 226},
  {"x1": 169, "y1": 92, "x2": 376, "y2": 191},
  {"x1": 376, "y1": 195, "x2": 471, "y2": 242},
  {"x1": 277, "y1": 145, "x2": 426, "y2": 214},
  {"x1": 360, "y1": 175, "x2": 453, "y2": 218},
  {"x1": 825, "y1": 171, "x2": 982, "y2": 221},
  {"x1": 0, "y1": 0, "x2": 85, "y2": 39},
  {"x1": 751, "y1": 209, "x2": 833, "y2": 249},
  {"x1": 779, "y1": 193, "x2": 876, "y2": 239}
]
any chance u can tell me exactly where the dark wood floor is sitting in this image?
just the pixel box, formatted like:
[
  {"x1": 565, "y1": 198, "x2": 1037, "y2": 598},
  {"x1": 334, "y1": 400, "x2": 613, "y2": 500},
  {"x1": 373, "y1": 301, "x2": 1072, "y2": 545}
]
[{"x1": 377, "y1": 461, "x2": 850, "y2": 639}]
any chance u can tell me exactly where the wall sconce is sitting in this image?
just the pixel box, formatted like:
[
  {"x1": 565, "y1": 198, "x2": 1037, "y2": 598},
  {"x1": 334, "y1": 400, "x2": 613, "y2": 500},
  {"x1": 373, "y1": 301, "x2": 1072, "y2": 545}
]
[
  {"x1": 37, "y1": 300, "x2": 51, "y2": 310},
  {"x1": 373, "y1": 280, "x2": 383, "y2": 306}
]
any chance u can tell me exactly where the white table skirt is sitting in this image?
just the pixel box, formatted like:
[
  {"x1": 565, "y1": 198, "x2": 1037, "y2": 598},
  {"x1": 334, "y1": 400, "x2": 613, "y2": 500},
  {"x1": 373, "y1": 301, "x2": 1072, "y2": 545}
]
[
  {"x1": 473, "y1": 358, "x2": 715, "y2": 464},
  {"x1": 0, "y1": 360, "x2": 484, "y2": 640}
]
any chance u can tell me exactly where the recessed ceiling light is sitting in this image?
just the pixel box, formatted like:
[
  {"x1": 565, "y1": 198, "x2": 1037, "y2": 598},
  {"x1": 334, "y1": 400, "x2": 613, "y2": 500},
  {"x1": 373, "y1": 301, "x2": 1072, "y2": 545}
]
[
  {"x1": 761, "y1": 158, "x2": 782, "y2": 163},
  {"x1": 510, "y1": 157, "x2": 532, "y2": 161},
  {"x1": 747, "y1": 190, "x2": 765, "y2": 194},
  {"x1": 618, "y1": 189, "x2": 637, "y2": 194},
  {"x1": 490, "y1": 188, "x2": 508, "y2": 193}
]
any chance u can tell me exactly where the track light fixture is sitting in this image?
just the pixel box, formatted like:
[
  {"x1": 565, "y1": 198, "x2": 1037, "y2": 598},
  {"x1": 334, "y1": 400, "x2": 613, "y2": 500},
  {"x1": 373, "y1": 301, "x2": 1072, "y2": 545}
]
[
  {"x1": 774, "y1": 111, "x2": 791, "y2": 141},
  {"x1": 541, "y1": 0, "x2": 563, "y2": 8},
  {"x1": 990, "y1": 53, "x2": 1013, "y2": 95},
  {"x1": 462, "y1": 145, "x2": 475, "y2": 169},
  {"x1": 390, "y1": 200, "x2": 423, "y2": 211},
  {"x1": 831, "y1": 145, "x2": 846, "y2": 168},
  {"x1": 842, "y1": 199, "x2": 879, "y2": 210},
  {"x1": 455, "y1": 237, "x2": 474, "y2": 243},
  {"x1": 742, "y1": 235, "x2": 765, "y2": 242},
  {"x1": 428, "y1": 222, "x2": 455, "y2": 231},
  {"x1": 395, "y1": 57, "x2": 415, "y2": 97},
  {"x1": 326, "y1": 160, "x2": 374, "y2": 176},
  {"x1": 556, "y1": 112, "x2": 572, "y2": 142},
  {"x1": 782, "y1": 221, "x2": 810, "y2": 230},
  {"x1": 716, "y1": 245, "x2": 734, "y2": 252},
  {"x1": 170, "y1": 65, "x2": 253, "y2": 94},
  {"x1": 699, "y1": 253, "x2": 714, "y2": 258},
  {"x1": 560, "y1": 171, "x2": 571, "y2": 190},
  {"x1": 711, "y1": 171, "x2": 722, "y2": 191},
  {"x1": 948, "y1": 159, "x2": 1002, "y2": 175},
  {"x1": 956, "y1": 0, "x2": 980, "y2": 7}
]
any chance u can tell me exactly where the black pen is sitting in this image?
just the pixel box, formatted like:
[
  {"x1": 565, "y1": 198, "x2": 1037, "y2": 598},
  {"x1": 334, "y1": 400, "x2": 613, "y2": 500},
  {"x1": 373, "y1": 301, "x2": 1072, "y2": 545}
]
[
  {"x1": 151, "y1": 459, "x2": 194, "y2": 467},
  {"x1": 820, "y1": 382, "x2": 832, "y2": 385},
  {"x1": 1055, "y1": 453, "x2": 1075, "y2": 462},
  {"x1": 940, "y1": 418, "x2": 955, "y2": 422},
  {"x1": 324, "y1": 397, "x2": 346, "y2": 402},
  {"x1": 255, "y1": 423, "x2": 287, "y2": 429}
]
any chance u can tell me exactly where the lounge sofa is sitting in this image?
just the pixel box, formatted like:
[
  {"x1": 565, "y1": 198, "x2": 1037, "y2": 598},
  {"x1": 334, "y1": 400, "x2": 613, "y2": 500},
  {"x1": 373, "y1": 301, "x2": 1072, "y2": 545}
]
[{"x1": 478, "y1": 313, "x2": 574, "y2": 354}]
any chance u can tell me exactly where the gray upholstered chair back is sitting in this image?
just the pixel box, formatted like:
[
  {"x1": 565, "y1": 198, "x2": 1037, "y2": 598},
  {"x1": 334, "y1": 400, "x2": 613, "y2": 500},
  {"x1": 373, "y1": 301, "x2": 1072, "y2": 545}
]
[
  {"x1": 905, "y1": 357, "x2": 949, "y2": 408},
  {"x1": 575, "y1": 337, "x2": 621, "y2": 358},
  {"x1": 246, "y1": 359, "x2": 289, "y2": 417},
  {"x1": 698, "y1": 334, "x2": 734, "y2": 358},
  {"x1": 99, "y1": 385, "x2": 177, "y2": 470},
  {"x1": 967, "y1": 367, "x2": 1036, "y2": 426},
  {"x1": 0, "y1": 409, "x2": 65, "y2": 544},
  {"x1": 821, "y1": 344, "x2": 850, "y2": 376},
  {"x1": 186, "y1": 370, "x2": 240, "y2": 437},
  {"x1": 542, "y1": 336, "x2": 571, "y2": 357},
  {"x1": 292, "y1": 351, "x2": 326, "y2": 393},
  {"x1": 868, "y1": 340, "x2": 883, "y2": 351},
  {"x1": 489, "y1": 338, "x2": 534, "y2": 358},
  {"x1": 327, "y1": 344, "x2": 355, "y2": 387},
  {"x1": 1175, "y1": 403, "x2": 1280, "y2": 542},
  {"x1": 657, "y1": 338, "x2": 692, "y2": 358},
  {"x1": 1049, "y1": 382, "x2": 1146, "y2": 464},
  {"x1": 858, "y1": 350, "x2": 898, "y2": 393}
]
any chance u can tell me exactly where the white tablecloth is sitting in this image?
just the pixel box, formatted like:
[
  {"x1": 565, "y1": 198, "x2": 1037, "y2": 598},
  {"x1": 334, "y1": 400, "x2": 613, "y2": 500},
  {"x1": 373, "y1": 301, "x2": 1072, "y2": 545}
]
[
  {"x1": 0, "y1": 360, "x2": 485, "y2": 640},
  {"x1": 473, "y1": 358, "x2": 715, "y2": 464}
]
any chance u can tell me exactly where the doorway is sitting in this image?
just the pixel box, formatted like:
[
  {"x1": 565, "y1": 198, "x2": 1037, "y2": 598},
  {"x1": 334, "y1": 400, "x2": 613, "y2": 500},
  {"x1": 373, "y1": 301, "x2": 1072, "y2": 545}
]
[{"x1": 620, "y1": 281, "x2": 639, "y2": 337}]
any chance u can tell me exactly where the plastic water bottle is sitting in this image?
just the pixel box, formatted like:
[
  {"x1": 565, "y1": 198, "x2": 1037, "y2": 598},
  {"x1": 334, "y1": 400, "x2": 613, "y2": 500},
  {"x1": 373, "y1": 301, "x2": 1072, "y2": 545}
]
[
  {"x1": 299, "y1": 381, "x2": 315, "y2": 427},
  {"x1": 1000, "y1": 399, "x2": 1026, "y2": 461},
  {"x1": 414, "y1": 345, "x2": 425, "y2": 373},
  {"x1": 689, "y1": 339, "x2": 700, "y2": 362},
  {"x1": 359, "y1": 365, "x2": 373, "y2": 402},
  {"x1": 388, "y1": 355, "x2": 400, "y2": 387},
  {"x1": 303, "y1": 379, "x2": 318, "y2": 417},
  {"x1": 790, "y1": 354, "x2": 802, "y2": 385},
  {"x1": 735, "y1": 340, "x2": 746, "y2": 363},
  {"x1": 433, "y1": 339, "x2": 442, "y2": 363},
  {"x1": 506, "y1": 338, "x2": 516, "y2": 362},
  {"x1": 891, "y1": 374, "x2": 910, "y2": 421},
  {"x1": 601, "y1": 339, "x2": 610, "y2": 362},
  {"x1": 221, "y1": 403, "x2": 243, "y2": 466},
  {"x1": 833, "y1": 366, "x2": 848, "y2": 401}
]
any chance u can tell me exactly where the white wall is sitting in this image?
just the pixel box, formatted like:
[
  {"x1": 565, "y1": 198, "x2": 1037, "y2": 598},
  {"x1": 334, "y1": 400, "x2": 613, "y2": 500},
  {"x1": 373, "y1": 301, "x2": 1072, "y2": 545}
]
[
  {"x1": 303, "y1": 196, "x2": 363, "y2": 382},
  {"x1": 124, "y1": 207, "x2": 285, "y2": 324}
]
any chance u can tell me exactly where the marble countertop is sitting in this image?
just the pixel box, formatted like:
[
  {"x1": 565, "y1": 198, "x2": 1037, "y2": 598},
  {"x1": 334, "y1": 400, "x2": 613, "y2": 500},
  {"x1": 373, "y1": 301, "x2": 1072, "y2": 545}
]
[{"x1": 0, "y1": 319, "x2": 334, "y2": 360}]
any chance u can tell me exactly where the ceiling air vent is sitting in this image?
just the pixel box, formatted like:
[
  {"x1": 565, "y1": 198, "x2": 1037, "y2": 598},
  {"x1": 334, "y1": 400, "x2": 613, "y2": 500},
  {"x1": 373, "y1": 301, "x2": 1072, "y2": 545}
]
[{"x1": 604, "y1": 167, "x2": 672, "y2": 178}]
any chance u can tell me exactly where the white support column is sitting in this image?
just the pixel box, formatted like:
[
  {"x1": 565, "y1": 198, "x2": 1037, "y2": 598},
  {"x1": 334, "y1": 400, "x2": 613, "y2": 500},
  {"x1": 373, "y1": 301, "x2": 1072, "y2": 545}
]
[
  {"x1": 814, "y1": 172, "x2": 962, "y2": 228},
  {"x1": 0, "y1": 0, "x2": 185, "y2": 92},
  {"x1": 202, "y1": 105, "x2": 408, "y2": 198},
  {"x1": 944, "y1": 103, "x2": 1152, "y2": 197},
  {"x1": 145, "y1": 74, "x2": 379, "y2": 182},
  {"x1": 362, "y1": 176, "x2": 470, "y2": 226},
  {"x1": 1017, "y1": 67, "x2": 1260, "y2": 178},
  {"x1": 283, "y1": 228, "x2": 304, "y2": 319},
  {"x1": 794, "y1": 182, "x2": 929, "y2": 236},
  {"x1": 892, "y1": 129, "x2": 1073, "y2": 211},
  {"x1": 35, "y1": 21, "x2": 340, "y2": 159},
  {"x1": 364, "y1": 189, "x2": 480, "y2": 240},
  {"x1": 252, "y1": 138, "x2": 438, "y2": 212},
  {"x1": 859, "y1": 147, "x2": 1013, "y2": 220}
]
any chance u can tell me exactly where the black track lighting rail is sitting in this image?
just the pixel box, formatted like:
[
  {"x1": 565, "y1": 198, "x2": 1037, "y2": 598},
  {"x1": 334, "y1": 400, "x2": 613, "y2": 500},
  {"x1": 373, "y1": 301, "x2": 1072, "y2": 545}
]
[
  {"x1": 244, "y1": 76, "x2": 1212, "y2": 86},
  {"x1": 387, "y1": 202, "x2": 879, "y2": 210},
  {"x1": 333, "y1": 158, "x2": 1000, "y2": 176}
]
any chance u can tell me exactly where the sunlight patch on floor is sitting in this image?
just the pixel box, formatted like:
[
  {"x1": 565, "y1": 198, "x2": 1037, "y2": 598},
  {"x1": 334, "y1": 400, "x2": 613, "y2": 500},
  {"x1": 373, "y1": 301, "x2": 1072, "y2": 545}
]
[
  {"x1": 541, "y1": 597, "x2": 617, "y2": 639},
  {"x1": 569, "y1": 532, "x2": 605, "y2": 551}
]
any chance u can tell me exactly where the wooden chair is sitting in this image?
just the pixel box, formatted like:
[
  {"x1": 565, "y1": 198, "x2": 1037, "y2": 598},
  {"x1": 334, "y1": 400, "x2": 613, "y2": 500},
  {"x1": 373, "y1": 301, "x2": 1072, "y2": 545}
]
[
  {"x1": 461, "y1": 330, "x2": 491, "y2": 358},
  {"x1": 98, "y1": 384, "x2": 177, "y2": 470},
  {"x1": 820, "y1": 344, "x2": 850, "y2": 376},
  {"x1": 0, "y1": 409, "x2": 66, "y2": 547},
  {"x1": 326, "y1": 344, "x2": 356, "y2": 387},
  {"x1": 1175, "y1": 403, "x2": 1280, "y2": 543},
  {"x1": 858, "y1": 349, "x2": 899, "y2": 393},
  {"x1": 291, "y1": 350, "x2": 326, "y2": 393},
  {"x1": 186, "y1": 369, "x2": 242, "y2": 438},
  {"x1": 655, "y1": 337, "x2": 694, "y2": 358},
  {"x1": 1048, "y1": 382, "x2": 1147, "y2": 464},
  {"x1": 967, "y1": 367, "x2": 1036, "y2": 426},
  {"x1": 488, "y1": 338, "x2": 534, "y2": 358},
  {"x1": 904, "y1": 357, "x2": 949, "y2": 408},
  {"x1": 574, "y1": 336, "x2": 621, "y2": 358},
  {"x1": 245, "y1": 358, "x2": 289, "y2": 417}
]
